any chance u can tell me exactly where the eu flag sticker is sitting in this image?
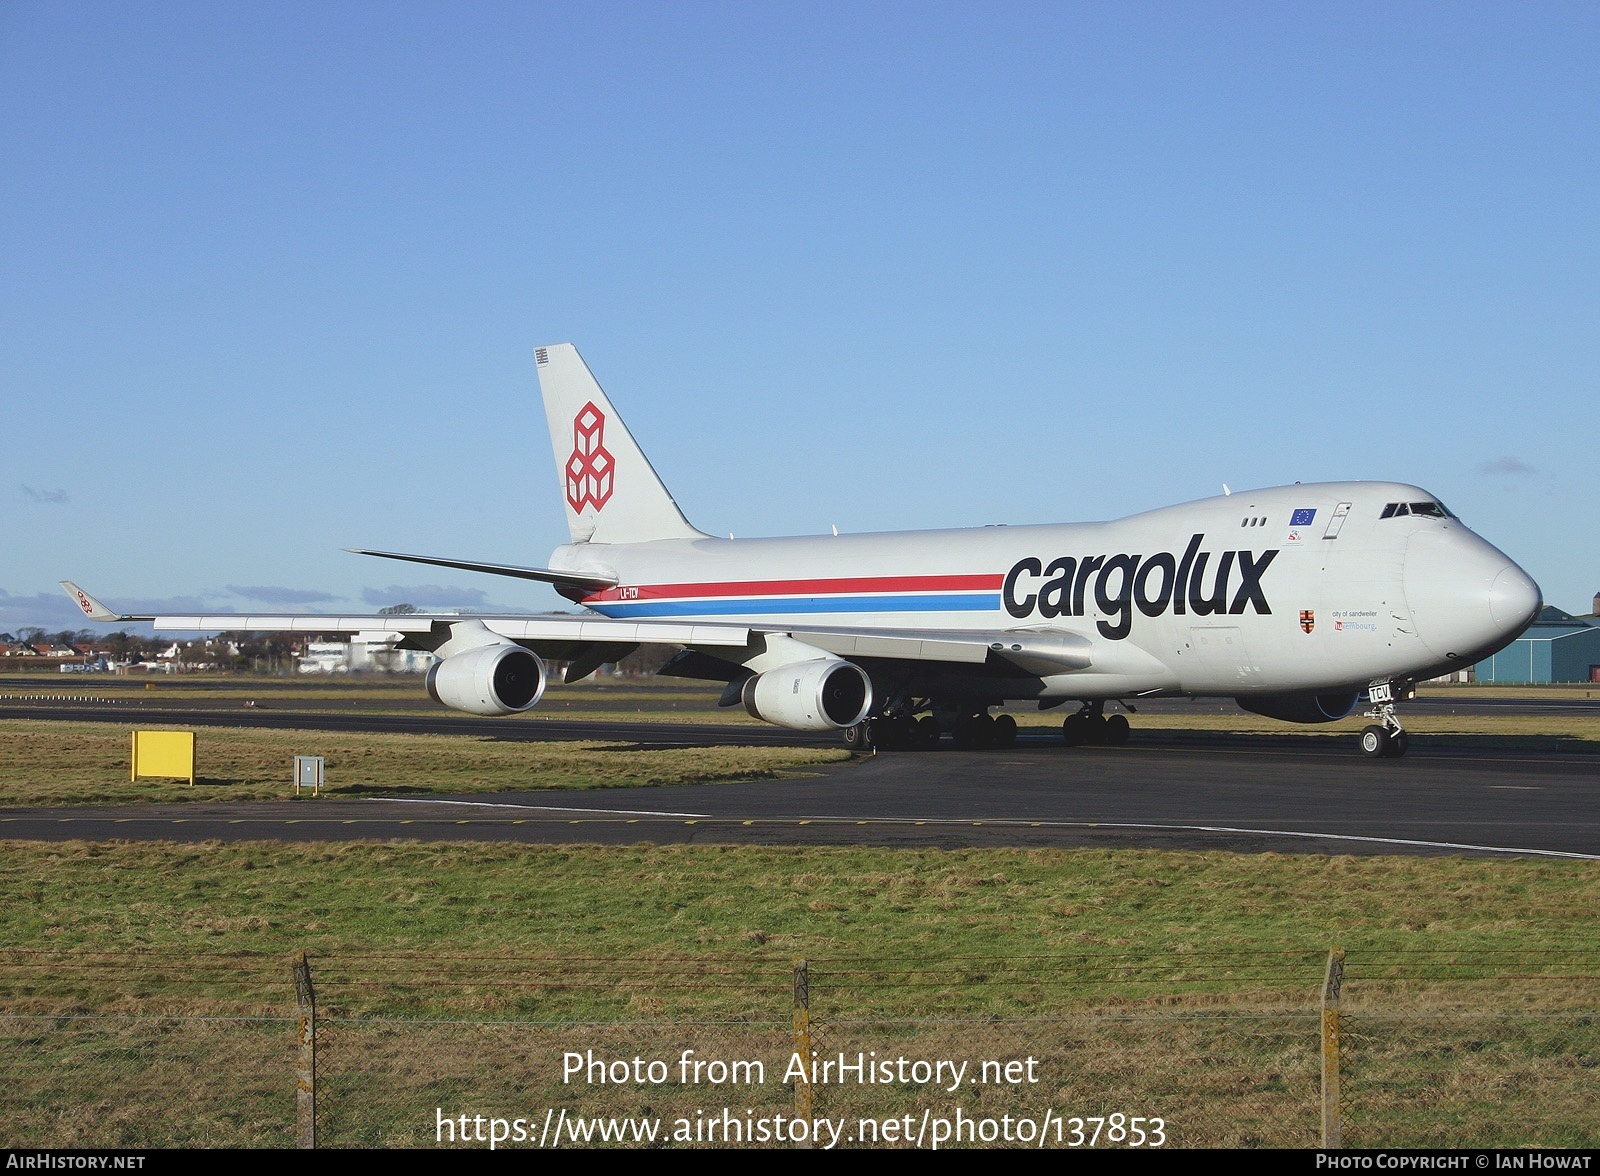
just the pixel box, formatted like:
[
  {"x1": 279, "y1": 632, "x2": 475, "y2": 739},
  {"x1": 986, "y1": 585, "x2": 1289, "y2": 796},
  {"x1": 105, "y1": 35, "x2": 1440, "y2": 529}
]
[{"x1": 1290, "y1": 508, "x2": 1316, "y2": 526}]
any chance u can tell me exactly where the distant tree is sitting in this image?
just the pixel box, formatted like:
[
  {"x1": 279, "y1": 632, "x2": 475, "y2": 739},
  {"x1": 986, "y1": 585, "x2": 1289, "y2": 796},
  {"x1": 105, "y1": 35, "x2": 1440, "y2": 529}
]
[
  {"x1": 18, "y1": 627, "x2": 46, "y2": 645},
  {"x1": 617, "y1": 644, "x2": 678, "y2": 676},
  {"x1": 177, "y1": 640, "x2": 215, "y2": 669},
  {"x1": 379, "y1": 603, "x2": 421, "y2": 614}
]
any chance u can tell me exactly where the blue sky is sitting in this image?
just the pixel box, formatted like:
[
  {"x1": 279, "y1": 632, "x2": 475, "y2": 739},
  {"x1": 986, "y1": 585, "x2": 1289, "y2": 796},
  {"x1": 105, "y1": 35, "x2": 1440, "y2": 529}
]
[{"x1": 4, "y1": 1, "x2": 1596, "y2": 634}]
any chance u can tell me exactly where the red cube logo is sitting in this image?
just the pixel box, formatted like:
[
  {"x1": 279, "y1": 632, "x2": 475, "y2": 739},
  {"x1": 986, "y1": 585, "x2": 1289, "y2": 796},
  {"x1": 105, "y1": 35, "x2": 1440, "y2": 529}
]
[{"x1": 566, "y1": 402, "x2": 615, "y2": 512}]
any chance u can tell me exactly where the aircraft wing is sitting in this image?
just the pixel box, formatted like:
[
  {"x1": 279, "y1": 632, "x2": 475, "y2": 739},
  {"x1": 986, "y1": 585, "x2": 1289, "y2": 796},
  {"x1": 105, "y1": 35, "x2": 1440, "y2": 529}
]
[
  {"x1": 60, "y1": 582, "x2": 1091, "y2": 675},
  {"x1": 62, "y1": 580, "x2": 753, "y2": 647}
]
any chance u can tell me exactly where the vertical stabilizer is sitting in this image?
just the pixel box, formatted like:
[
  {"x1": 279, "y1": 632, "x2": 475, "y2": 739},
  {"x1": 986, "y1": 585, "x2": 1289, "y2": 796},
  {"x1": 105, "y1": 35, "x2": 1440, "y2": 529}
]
[{"x1": 535, "y1": 344, "x2": 706, "y2": 545}]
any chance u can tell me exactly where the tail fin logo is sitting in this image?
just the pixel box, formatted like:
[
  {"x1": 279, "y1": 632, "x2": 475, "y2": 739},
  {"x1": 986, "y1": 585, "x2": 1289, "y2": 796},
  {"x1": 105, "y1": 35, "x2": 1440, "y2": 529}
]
[{"x1": 565, "y1": 401, "x2": 615, "y2": 512}]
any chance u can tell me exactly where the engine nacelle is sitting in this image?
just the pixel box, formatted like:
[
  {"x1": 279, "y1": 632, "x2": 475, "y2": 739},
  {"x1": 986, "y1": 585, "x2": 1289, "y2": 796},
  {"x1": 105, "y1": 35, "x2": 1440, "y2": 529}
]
[
  {"x1": 426, "y1": 644, "x2": 547, "y2": 716},
  {"x1": 741, "y1": 658, "x2": 872, "y2": 732},
  {"x1": 1236, "y1": 689, "x2": 1360, "y2": 724}
]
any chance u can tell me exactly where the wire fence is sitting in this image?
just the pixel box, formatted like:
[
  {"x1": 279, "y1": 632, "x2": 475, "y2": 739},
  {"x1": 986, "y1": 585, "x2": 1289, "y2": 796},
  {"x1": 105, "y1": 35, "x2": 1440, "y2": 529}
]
[{"x1": 2, "y1": 948, "x2": 1597, "y2": 1148}]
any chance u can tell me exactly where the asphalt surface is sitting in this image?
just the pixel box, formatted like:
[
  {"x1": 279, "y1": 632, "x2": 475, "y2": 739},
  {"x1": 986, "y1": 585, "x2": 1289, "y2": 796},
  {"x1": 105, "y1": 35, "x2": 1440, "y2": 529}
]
[
  {"x1": 2, "y1": 684, "x2": 1596, "y2": 742},
  {"x1": 1, "y1": 698, "x2": 1595, "y2": 856}
]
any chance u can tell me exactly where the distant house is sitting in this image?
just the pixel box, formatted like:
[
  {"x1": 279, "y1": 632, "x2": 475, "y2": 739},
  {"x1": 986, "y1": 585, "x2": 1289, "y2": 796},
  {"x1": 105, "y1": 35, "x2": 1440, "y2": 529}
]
[
  {"x1": 296, "y1": 632, "x2": 437, "y2": 674},
  {"x1": 1474, "y1": 606, "x2": 1600, "y2": 684}
]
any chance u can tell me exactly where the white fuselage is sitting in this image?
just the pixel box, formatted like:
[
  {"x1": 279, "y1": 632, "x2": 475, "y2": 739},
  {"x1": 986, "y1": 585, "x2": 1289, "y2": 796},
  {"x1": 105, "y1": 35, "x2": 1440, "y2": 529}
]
[{"x1": 550, "y1": 481, "x2": 1541, "y2": 702}]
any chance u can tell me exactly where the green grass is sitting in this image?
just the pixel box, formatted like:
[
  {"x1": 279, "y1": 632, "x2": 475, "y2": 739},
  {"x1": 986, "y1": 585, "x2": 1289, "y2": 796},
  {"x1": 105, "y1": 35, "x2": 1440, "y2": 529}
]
[
  {"x1": 0, "y1": 719, "x2": 849, "y2": 805},
  {"x1": 4, "y1": 845, "x2": 1599, "y2": 1147},
  {"x1": 3, "y1": 841, "x2": 1597, "y2": 1018}
]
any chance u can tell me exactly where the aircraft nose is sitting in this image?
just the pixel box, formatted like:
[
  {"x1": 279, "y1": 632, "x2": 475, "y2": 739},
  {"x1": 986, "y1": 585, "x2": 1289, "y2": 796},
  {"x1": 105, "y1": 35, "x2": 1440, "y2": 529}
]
[
  {"x1": 1489, "y1": 564, "x2": 1542, "y2": 633},
  {"x1": 1403, "y1": 530, "x2": 1542, "y2": 662}
]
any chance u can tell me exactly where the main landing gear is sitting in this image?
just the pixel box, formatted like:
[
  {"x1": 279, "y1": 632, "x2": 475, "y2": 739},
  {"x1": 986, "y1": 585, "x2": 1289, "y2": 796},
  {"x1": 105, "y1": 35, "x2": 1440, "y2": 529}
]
[
  {"x1": 1061, "y1": 701, "x2": 1131, "y2": 747},
  {"x1": 844, "y1": 709, "x2": 1017, "y2": 751},
  {"x1": 1359, "y1": 681, "x2": 1410, "y2": 759}
]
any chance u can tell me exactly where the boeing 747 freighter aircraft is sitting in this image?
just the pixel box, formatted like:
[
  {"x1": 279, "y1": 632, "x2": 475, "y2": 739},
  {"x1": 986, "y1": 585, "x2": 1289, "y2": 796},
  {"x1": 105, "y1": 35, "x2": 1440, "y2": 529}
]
[{"x1": 64, "y1": 344, "x2": 1542, "y2": 758}]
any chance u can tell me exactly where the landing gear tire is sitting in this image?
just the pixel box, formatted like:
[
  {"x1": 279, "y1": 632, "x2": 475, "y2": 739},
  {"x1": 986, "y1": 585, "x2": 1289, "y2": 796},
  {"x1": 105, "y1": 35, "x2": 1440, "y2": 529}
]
[
  {"x1": 992, "y1": 714, "x2": 1017, "y2": 748},
  {"x1": 1104, "y1": 714, "x2": 1131, "y2": 746},
  {"x1": 884, "y1": 717, "x2": 914, "y2": 750},
  {"x1": 1360, "y1": 679, "x2": 1412, "y2": 760},
  {"x1": 951, "y1": 718, "x2": 975, "y2": 750},
  {"x1": 842, "y1": 722, "x2": 873, "y2": 750},
  {"x1": 1063, "y1": 713, "x2": 1094, "y2": 746},
  {"x1": 913, "y1": 716, "x2": 941, "y2": 749}
]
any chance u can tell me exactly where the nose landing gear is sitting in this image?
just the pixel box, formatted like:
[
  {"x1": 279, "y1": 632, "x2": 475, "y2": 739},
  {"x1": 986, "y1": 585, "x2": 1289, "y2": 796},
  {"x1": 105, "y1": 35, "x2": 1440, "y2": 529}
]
[{"x1": 1359, "y1": 681, "x2": 1411, "y2": 758}]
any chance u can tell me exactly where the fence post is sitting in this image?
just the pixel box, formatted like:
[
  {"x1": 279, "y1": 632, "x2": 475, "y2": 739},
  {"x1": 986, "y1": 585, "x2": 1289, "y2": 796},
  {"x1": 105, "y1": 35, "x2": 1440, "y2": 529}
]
[
  {"x1": 294, "y1": 952, "x2": 317, "y2": 1149},
  {"x1": 1321, "y1": 946, "x2": 1345, "y2": 1149},
  {"x1": 792, "y1": 958, "x2": 812, "y2": 1146}
]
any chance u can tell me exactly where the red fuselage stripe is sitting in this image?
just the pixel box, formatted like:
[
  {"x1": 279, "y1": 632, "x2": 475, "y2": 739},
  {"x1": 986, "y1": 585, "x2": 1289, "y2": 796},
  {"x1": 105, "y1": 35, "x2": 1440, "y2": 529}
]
[{"x1": 583, "y1": 573, "x2": 1002, "y2": 604}]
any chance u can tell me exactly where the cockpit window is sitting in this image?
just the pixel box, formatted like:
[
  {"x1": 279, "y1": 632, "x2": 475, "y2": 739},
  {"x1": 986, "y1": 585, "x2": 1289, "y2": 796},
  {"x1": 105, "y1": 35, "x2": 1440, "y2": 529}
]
[{"x1": 1381, "y1": 501, "x2": 1453, "y2": 520}]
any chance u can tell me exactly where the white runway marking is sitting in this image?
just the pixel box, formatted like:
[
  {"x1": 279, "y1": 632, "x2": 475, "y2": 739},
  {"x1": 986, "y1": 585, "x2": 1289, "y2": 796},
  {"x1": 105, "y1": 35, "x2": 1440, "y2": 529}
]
[
  {"x1": 365, "y1": 798, "x2": 1599, "y2": 858},
  {"x1": 784, "y1": 816, "x2": 1600, "y2": 860}
]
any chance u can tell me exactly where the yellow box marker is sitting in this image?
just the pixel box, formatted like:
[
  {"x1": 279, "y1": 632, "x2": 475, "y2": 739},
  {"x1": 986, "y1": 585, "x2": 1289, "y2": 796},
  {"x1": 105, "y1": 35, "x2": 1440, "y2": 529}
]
[{"x1": 131, "y1": 730, "x2": 195, "y2": 787}]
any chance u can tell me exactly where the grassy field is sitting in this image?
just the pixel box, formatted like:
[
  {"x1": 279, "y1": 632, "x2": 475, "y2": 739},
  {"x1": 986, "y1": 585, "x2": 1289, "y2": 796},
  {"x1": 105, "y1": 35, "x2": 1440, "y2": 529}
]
[
  {"x1": 0, "y1": 719, "x2": 850, "y2": 805},
  {"x1": 2, "y1": 840, "x2": 1597, "y2": 1018},
  {"x1": 4, "y1": 843, "x2": 1598, "y2": 1147},
  {"x1": 3, "y1": 824, "x2": 1598, "y2": 1147}
]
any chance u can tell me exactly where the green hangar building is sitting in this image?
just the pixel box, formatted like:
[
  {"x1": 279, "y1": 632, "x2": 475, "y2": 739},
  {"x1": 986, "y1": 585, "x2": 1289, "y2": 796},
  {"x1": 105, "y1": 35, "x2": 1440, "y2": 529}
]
[{"x1": 1473, "y1": 601, "x2": 1600, "y2": 684}]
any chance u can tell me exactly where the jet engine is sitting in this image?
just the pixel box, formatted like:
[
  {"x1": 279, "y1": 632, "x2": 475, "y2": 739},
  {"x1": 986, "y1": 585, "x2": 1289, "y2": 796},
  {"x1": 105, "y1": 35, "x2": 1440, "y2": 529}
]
[
  {"x1": 426, "y1": 644, "x2": 547, "y2": 716},
  {"x1": 741, "y1": 657, "x2": 872, "y2": 732},
  {"x1": 1236, "y1": 690, "x2": 1360, "y2": 724}
]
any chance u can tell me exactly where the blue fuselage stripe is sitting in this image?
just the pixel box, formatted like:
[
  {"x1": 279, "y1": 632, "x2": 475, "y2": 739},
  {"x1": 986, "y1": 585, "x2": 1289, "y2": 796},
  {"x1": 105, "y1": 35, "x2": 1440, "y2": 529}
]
[{"x1": 590, "y1": 593, "x2": 1002, "y2": 618}]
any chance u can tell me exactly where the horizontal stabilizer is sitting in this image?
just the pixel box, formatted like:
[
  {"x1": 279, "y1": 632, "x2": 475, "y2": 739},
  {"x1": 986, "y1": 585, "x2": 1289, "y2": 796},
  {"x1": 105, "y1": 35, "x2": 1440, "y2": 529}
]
[{"x1": 345, "y1": 548, "x2": 617, "y2": 589}]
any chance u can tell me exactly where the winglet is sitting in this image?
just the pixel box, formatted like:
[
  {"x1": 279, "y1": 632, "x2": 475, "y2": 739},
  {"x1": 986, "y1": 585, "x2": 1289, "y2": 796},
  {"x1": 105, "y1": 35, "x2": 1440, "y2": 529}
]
[{"x1": 59, "y1": 581, "x2": 137, "y2": 622}]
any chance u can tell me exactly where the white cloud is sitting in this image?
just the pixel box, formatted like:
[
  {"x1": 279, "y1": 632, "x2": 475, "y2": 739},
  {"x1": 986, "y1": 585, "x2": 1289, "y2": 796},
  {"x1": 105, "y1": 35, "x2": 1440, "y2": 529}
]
[
  {"x1": 227, "y1": 585, "x2": 342, "y2": 604},
  {"x1": 1477, "y1": 456, "x2": 1536, "y2": 476}
]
